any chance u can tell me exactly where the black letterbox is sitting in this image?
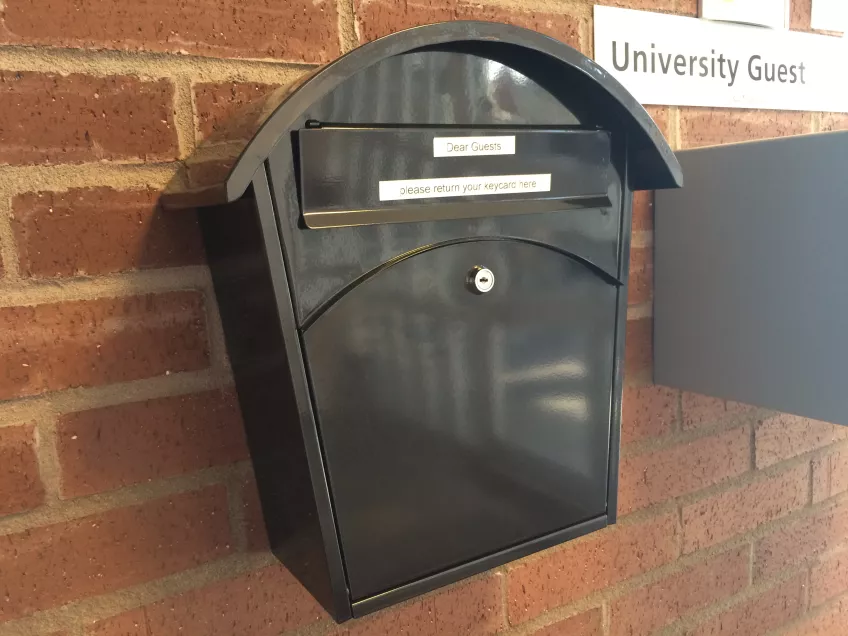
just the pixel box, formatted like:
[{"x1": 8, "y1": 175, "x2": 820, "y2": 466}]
[{"x1": 166, "y1": 21, "x2": 681, "y2": 622}]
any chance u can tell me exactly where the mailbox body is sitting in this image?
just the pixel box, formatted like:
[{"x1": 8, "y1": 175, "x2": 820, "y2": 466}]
[{"x1": 182, "y1": 22, "x2": 680, "y2": 622}]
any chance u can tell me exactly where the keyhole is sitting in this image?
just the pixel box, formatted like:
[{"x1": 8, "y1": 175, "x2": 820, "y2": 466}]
[{"x1": 468, "y1": 266, "x2": 495, "y2": 294}]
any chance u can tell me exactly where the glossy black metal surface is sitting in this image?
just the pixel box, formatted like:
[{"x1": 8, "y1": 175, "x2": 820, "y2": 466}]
[
  {"x1": 199, "y1": 174, "x2": 350, "y2": 620},
  {"x1": 298, "y1": 127, "x2": 612, "y2": 228},
  {"x1": 272, "y1": 141, "x2": 623, "y2": 325},
  {"x1": 181, "y1": 20, "x2": 681, "y2": 623},
  {"x1": 304, "y1": 239, "x2": 616, "y2": 600},
  {"x1": 158, "y1": 21, "x2": 680, "y2": 207}
]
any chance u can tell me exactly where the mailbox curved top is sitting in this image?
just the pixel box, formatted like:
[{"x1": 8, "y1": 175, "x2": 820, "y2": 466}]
[{"x1": 208, "y1": 21, "x2": 682, "y2": 205}]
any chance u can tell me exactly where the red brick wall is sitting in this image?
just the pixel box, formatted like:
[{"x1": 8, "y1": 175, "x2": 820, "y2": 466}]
[{"x1": 0, "y1": 1, "x2": 846, "y2": 635}]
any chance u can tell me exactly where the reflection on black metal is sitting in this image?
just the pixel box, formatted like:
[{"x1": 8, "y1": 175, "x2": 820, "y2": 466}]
[{"x1": 165, "y1": 21, "x2": 681, "y2": 623}]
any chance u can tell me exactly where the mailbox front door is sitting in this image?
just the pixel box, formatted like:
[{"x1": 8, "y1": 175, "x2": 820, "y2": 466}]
[{"x1": 303, "y1": 238, "x2": 618, "y2": 601}]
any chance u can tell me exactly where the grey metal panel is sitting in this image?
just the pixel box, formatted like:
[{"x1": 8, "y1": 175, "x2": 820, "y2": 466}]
[{"x1": 655, "y1": 131, "x2": 848, "y2": 425}]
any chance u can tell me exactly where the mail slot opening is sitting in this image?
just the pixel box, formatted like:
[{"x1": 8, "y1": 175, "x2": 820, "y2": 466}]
[{"x1": 296, "y1": 126, "x2": 614, "y2": 228}]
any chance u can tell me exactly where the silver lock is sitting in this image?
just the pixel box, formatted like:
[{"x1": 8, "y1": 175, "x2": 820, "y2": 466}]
[{"x1": 468, "y1": 266, "x2": 495, "y2": 294}]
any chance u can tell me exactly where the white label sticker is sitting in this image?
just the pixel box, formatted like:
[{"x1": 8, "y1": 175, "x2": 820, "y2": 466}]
[
  {"x1": 379, "y1": 174, "x2": 551, "y2": 202},
  {"x1": 433, "y1": 136, "x2": 516, "y2": 157}
]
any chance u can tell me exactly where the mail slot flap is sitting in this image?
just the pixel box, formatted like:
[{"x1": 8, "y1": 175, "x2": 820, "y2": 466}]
[{"x1": 297, "y1": 127, "x2": 613, "y2": 228}]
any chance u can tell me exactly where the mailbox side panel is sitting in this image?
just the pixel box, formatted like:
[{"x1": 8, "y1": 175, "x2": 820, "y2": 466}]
[
  {"x1": 199, "y1": 177, "x2": 350, "y2": 620},
  {"x1": 654, "y1": 133, "x2": 848, "y2": 425}
]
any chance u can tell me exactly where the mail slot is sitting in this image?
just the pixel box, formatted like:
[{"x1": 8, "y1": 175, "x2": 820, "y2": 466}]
[{"x1": 165, "y1": 21, "x2": 681, "y2": 622}]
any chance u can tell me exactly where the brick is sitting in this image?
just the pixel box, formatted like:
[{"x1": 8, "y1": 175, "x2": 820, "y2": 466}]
[
  {"x1": 0, "y1": 486, "x2": 232, "y2": 621},
  {"x1": 628, "y1": 247, "x2": 652, "y2": 306},
  {"x1": 625, "y1": 318, "x2": 652, "y2": 385},
  {"x1": 682, "y1": 392, "x2": 732, "y2": 431},
  {"x1": 755, "y1": 413, "x2": 848, "y2": 468},
  {"x1": 827, "y1": 448, "x2": 848, "y2": 497},
  {"x1": 594, "y1": 0, "x2": 676, "y2": 10},
  {"x1": 631, "y1": 191, "x2": 654, "y2": 232},
  {"x1": 2, "y1": 0, "x2": 338, "y2": 62},
  {"x1": 791, "y1": 0, "x2": 812, "y2": 31},
  {"x1": 646, "y1": 105, "x2": 672, "y2": 142},
  {"x1": 58, "y1": 389, "x2": 247, "y2": 498},
  {"x1": 621, "y1": 385, "x2": 678, "y2": 445},
  {"x1": 151, "y1": 564, "x2": 323, "y2": 635},
  {"x1": 822, "y1": 113, "x2": 848, "y2": 132},
  {"x1": 12, "y1": 188, "x2": 204, "y2": 278},
  {"x1": 194, "y1": 82, "x2": 280, "y2": 143},
  {"x1": 342, "y1": 595, "x2": 435, "y2": 636},
  {"x1": 679, "y1": 108, "x2": 811, "y2": 149},
  {"x1": 0, "y1": 292, "x2": 209, "y2": 400},
  {"x1": 87, "y1": 565, "x2": 323, "y2": 635},
  {"x1": 754, "y1": 501, "x2": 848, "y2": 580},
  {"x1": 533, "y1": 608, "x2": 603, "y2": 636},
  {"x1": 813, "y1": 455, "x2": 830, "y2": 504},
  {"x1": 610, "y1": 546, "x2": 749, "y2": 636},
  {"x1": 783, "y1": 598, "x2": 848, "y2": 636},
  {"x1": 343, "y1": 573, "x2": 503, "y2": 636},
  {"x1": 0, "y1": 72, "x2": 177, "y2": 165},
  {"x1": 88, "y1": 608, "x2": 146, "y2": 636},
  {"x1": 690, "y1": 575, "x2": 805, "y2": 636},
  {"x1": 810, "y1": 549, "x2": 848, "y2": 607},
  {"x1": 0, "y1": 423, "x2": 45, "y2": 516},
  {"x1": 507, "y1": 512, "x2": 679, "y2": 624},
  {"x1": 682, "y1": 463, "x2": 809, "y2": 553},
  {"x1": 811, "y1": 448, "x2": 848, "y2": 505},
  {"x1": 355, "y1": 0, "x2": 582, "y2": 50},
  {"x1": 240, "y1": 473, "x2": 269, "y2": 551},
  {"x1": 619, "y1": 426, "x2": 750, "y2": 513},
  {"x1": 185, "y1": 158, "x2": 238, "y2": 190},
  {"x1": 675, "y1": 0, "x2": 699, "y2": 16}
]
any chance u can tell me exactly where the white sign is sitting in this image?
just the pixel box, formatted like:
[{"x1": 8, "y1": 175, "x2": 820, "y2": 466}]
[
  {"x1": 433, "y1": 135, "x2": 515, "y2": 157},
  {"x1": 594, "y1": 6, "x2": 848, "y2": 112},
  {"x1": 812, "y1": 0, "x2": 846, "y2": 33},
  {"x1": 379, "y1": 174, "x2": 551, "y2": 202},
  {"x1": 700, "y1": 0, "x2": 789, "y2": 30}
]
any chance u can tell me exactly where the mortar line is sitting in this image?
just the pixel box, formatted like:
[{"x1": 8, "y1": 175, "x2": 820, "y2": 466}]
[
  {"x1": 630, "y1": 231, "x2": 653, "y2": 249},
  {"x1": 498, "y1": 565, "x2": 509, "y2": 630},
  {"x1": 0, "y1": 461, "x2": 251, "y2": 537},
  {"x1": 802, "y1": 567, "x2": 812, "y2": 613},
  {"x1": 0, "y1": 551, "x2": 277, "y2": 636},
  {"x1": 224, "y1": 465, "x2": 249, "y2": 553},
  {"x1": 620, "y1": 411, "x2": 763, "y2": 459},
  {"x1": 749, "y1": 418, "x2": 757, "y2": 471},
  {"x1": 674, "y1": 386, "x2": 683, "y2": 434},
  {"x1": 662, "y1": 564, "x2": 811, "y2": 636},
  {"x1": 626, "y1": 302, "x2": 652, "y2": 321},
  {"x1": 34, "y1": 415, "x2": 63, "y2": 503},
  {"x1": 768, "y1": 588, "x2": 848, "y2": 636},
  {"x1": 808, "y1": 457, "x2": 817, "y2": 505},
  {"x1": 826, "y1": 452, "x2": 833, "y2": 501},
  {"x1": 484, "y1": 0, "x2": 593, "y2": 20},
  {"x1": 0, "y1": 368, "x2": 233, "y2": 428},
  {"x1": 581, "y1": 12, "x2": 593, "y2": 58},
  {"x1": 671, "y1": 106, "x2": 682, "y2": 151},
  {"x1": 0, "y1": 192, "x2": 20, "y2": 281},
  {"x1": 0, "y1": 44, "x2": 314, "y2": 83},
  {"x1": 337, "y1": 0, "x2": 359, "y2": 53},
  {"x1": 172, "y1": 75, "x2": 197, "y2": 160},
  {"x1": 0, "y1": 163, "x2": 180, "y2": 196},
  {"x1": 0, "y1": 264, "x2": 211, "y2": 308},
  {"x1": 747, "y1": 538, "x2": 755, "y2": 585},
  {"x1": 508, "y1": 536, "x2": 836, "y2": 636},
  {"x1": 202, "y1": 274, "x2": 233, "y2": 377}
]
